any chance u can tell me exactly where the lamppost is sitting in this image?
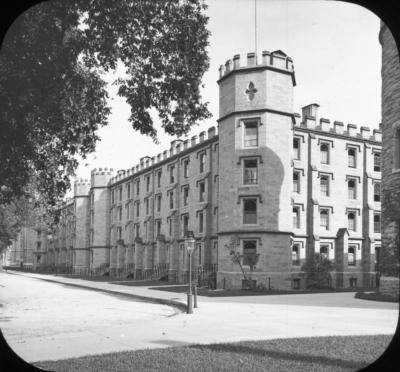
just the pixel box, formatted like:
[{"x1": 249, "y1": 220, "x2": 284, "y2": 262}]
[{"x1": 185, "y1": 230, "x2": 195, "y2": 314}]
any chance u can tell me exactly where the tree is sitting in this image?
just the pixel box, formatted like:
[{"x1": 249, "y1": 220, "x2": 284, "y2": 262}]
[
  {"x1": 225, "y1": 235, "x2": 260, "y2": 289},
  {"x1": 301, "y1": 253, "x2": 335, "y2": 289},
  {"x1": 0, "y1": 0, "x2": 211, "y2": 211}
]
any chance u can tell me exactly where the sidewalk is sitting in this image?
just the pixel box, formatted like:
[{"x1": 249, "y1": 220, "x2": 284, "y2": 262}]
[{"x1": 3, "y1": 271, "x2": 399, "y2": 363}]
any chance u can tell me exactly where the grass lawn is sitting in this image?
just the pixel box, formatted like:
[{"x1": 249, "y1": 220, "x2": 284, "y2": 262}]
[
  {"x1": 148, "y1": 285, "x2": 370, "y2": 297},
  {"x1": 355, "y1": 291, "x2": 399, "y2": 303},
  {"x1": 34, "y1": 335, "x2": 392, "y2": 372}
]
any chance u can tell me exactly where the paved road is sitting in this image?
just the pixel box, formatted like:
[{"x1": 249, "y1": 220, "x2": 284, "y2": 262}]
[{"x1": 0, "y1": 271, "x2": 398, "y2": 363}]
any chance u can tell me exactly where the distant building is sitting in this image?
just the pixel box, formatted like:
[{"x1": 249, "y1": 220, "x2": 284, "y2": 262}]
[{"x1": 9, "y1": 50, "x2": 382, "y2": 289}]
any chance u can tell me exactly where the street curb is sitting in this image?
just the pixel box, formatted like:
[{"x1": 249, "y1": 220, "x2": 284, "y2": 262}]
[{"x1": 8, "y1": 271, "x2": 187, "y2": 313}]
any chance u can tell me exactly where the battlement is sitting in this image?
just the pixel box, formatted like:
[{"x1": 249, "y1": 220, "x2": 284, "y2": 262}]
[
  {"x1": 219, "y1": 50, "x2": 294, "y2": 80},
  {"x1": 90, "y1": 167, "x2": 114, "y2": 176},
  {"x1": 74, "y1": 178, "x2": 91, "y2": 197},
  {"x1": 294, "y1": 105, "x2": 381, "y2": 142},
  {"x1": 90, "y1": 167, "x2": 115, "y2": 188},
  {"x1": 108, "y1": 126, "x2": 218, "y2": 185}
]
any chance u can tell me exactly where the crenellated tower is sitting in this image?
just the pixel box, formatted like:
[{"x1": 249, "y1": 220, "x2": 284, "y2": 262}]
[
  {"x1": 217, "y1": 50, "x2": 296, "y2": 289},
  {"x1": 89, "y1": 167, "x2": 115, "y2": 271}
]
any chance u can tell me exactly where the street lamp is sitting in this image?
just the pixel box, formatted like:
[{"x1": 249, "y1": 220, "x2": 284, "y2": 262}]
[{"x1": 185, "y1": 230, "x2": 195, "y2": 314}]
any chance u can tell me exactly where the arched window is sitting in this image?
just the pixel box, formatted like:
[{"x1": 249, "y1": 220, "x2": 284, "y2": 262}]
[
  {"x1": 374, "y1": 214, "x2": 381, "y2": 233},
  {"x1": 321, "y1": 143, "x2": 329, "y2": 164},
  {"x1": 348, "y1": 148, "x2": 356, "y2": 167},
  {"x1": 348, "y1": 246, "x2": 356, "y2": 266},
  {"x1": 320, "y1": 209, "x2": 329, "y2": 230},
  {"x1": 348, "y1": 179, "x2": 356, "y2": 199},
  {"x1": 292, "y1": 244, "x2": 300, "y2": 265},
  {"x1": 320, "y1": 176, "x2": 329, "y2": 196},
  {"x1": 348, "y1": 212, "x2": 356, "y2": 231},
  {"x1": 374, "y1": 152, "x2": 381, "y2": 172}
]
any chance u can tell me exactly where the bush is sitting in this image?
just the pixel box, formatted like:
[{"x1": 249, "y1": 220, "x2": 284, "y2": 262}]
[{"x1": 301, "y1": 253, "x2": 335, "y2": 289}]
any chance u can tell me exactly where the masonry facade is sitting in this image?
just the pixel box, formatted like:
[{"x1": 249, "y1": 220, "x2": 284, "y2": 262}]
[{"x1": 7, "y1": 50, "x2": 382, "y2": 289}]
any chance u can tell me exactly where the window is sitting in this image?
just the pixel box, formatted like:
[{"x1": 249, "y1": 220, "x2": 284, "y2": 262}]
[
  {"x1": 348, "y1": 179, "x2": 356, "y2": 199},
  {"x1": 293, "y1": 172, "x2": 300, "y2": 193},
  {"x1": 320, "y1": 143, "x2": 329, "y2": 164},
  {"x1": 127, "y1": 183, "x2": 131, "y2": 199},
  {"x1": 243, "y1": 240, "x2": 257, "y2": 266},
  {"x1": 168, "y1": 218, "x2": 173, "y2": 236},
  {"x1": 348, "y1": 212, "x2": 356, "y2": 231},
  {"x1": 182, "y1": 214, "x2": 189, "y2": 234},
  {"x1": 199, "y1": 181, "x2": 205, "y2": 202},
  {"x1": 199, "y1": 211, "x2": 204, "y2": 233},
  {"x1": 136, "y1": 179, "x2": 140, "y2": 195},
  {"x1": 197, "y1": 243, "x2": 202, "y2": 265},
  {"x1": 126, "y1": 203, "x2": 130, "y2": 219},
  {"x1": 183, "y1": 159, "x2": 189, "y2": 178},
  {"x1": 320, "y1": 245, "x2": 329, "y2": 259},
  {"x1": 244, "y1": 159, "x2": 258, "y2": 184},
  {"x1": 145, "y1": 198, "x2": 149, "y2": 215},
  {"x1": 170, "y1": 165, "x2": 175, "y2": 183},
  {"x1": 117, "y1": 227, "x2": 122, "y2": 240},
  {"x1": 374, "y1": 213, "x2": 381, "y2": 233},
  {"x1": 146, "y1": 175, "x2": 150, "y2": 192},
  {"x1": 183, "y1": 187, "x2": 189, "y2": 206},
  {"x1": 348, "y1": 148, "x2": 356, "y2": 168},
  {"x1": 134, "y1": 224, "x2": 139, "y2": 238},
  {"x1": 119, "y1": 187, "x2": 122, "y2": 201},
  {"x1": 118, "y1": 206, "x2": 122, "y2": 221},
  {"x1": 374, "y1": 152, "x2": 381, "y2": 172},
  {"x1": 320, "y1": 209, "x2": 329, "y2": 230},
  {"x1": 156, "y1": 194, "x2": 161, "y2": 212},
  {"x1": 292, "y1": 244, "x2": 300, "y2": 265},
  {"x1": 110, "y1": 209, "x2": 113, "y2": 223},
  {"x1": 375, "y1": 246, "x2": 380, "y2": 272},
  {"x1": 374, "y1": 182, "x2": 381, "y2": 202},
  {"x1": 200, "y1": 152, "x2": 206, "y2": 173},
  {"x1": 348, "y1": 246, "x2": 356, "y2": 266},
  {"x1": 136, "y1": 201, "x2": 140, "y2": 217},
  {"x1": 292, "y1": 207, "x2": 300, "y2": 229},
  {"x1": 157, "y1": 171, "x2": 162, "y2": 188},
  {"x1": 156, "y1": 220, "x2": 162, "y2": 236},
  {"x1": 243, "y1": 198, "x2": 257, "y2": 224},
  {"x1": 244, "y1": 120, "x2": 258, "y2": 147},
  {"x1": 293, "y1": 138, "x2": 300, "y2": 160},
  {"x1": 169, "y1": 191, "x2": 174, "y2": 209},
  {"x1": 111, "y1": 190, "x2": 114, "y2": 204},
  {"x1": 320, "y1": 176, "x2": 329, "y2": 197},
  {"x1": 144, "y1": 221, "x2": 148, "y2": 238}
]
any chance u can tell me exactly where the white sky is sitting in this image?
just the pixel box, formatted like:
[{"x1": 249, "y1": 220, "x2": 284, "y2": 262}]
[{"x1": 70, "y1": 0, "x2": 382, "y2": 189}]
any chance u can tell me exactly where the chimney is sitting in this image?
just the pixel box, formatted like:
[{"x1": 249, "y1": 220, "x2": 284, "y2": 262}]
[
  {"x1": 208, "y1": 126, "x2": 216, "y2": 138},
  {"x1": 301, "y1": 104, "x2": 319, "y2": 123},
  {"x1": 373, "y1": 129, "x2": 382, "y2": 142},
  {"x1": 305, "y1": 115, "x2": 316, "y2": 129},
  {"x1": 183, "y1": 139, "x2": 189, "y2": 150},
  {"x1": 191, "y1": 135, "x2": 198, "y2": 147},
  {"x1": 225, "y1": 59, "x2": 232, "y2": 73}
]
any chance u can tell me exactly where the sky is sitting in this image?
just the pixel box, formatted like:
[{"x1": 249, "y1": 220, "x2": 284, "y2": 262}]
[{"x1": 70, "y1": 0, "x2": 382, "y2": 190}]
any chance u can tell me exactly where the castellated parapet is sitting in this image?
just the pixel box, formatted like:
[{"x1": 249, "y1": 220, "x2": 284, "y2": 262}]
[
  {"x1": 219, "y1": 50, "x2": 294, "y2": 80},
  {"x1": 293, "y1": 108, "x2": 382, "y2": 143},
  {"x1": 74, "y1": 179, "x2": 91, "y2": 197},
  {"x1": 90, "y1": 167, "x2": 115, "y2": 188},
  {"x1": 108, "y1": 126, "x2": 218, "y2": 185}
]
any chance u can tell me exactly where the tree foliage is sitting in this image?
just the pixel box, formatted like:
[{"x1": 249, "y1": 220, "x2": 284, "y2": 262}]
[
  {"x1": 301, "y1": 253, "x2": 335, "y2": 289},
  {"x1": 0, "y1": 0, "x2": 211, "y2": 212}
]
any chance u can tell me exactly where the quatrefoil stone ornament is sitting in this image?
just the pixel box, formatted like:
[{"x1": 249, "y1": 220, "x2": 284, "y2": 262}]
[{"x1": 245, "y1": 81, "x2": 257, "y2": 101}]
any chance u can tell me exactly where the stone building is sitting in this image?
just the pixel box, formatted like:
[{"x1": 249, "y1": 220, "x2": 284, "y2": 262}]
[
  {"x1": 8, "y1": 50, "x2": 382, "y2": 289},
  {"x1": 379, "y1": 21, "x2": 400, "y2": 296}
]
